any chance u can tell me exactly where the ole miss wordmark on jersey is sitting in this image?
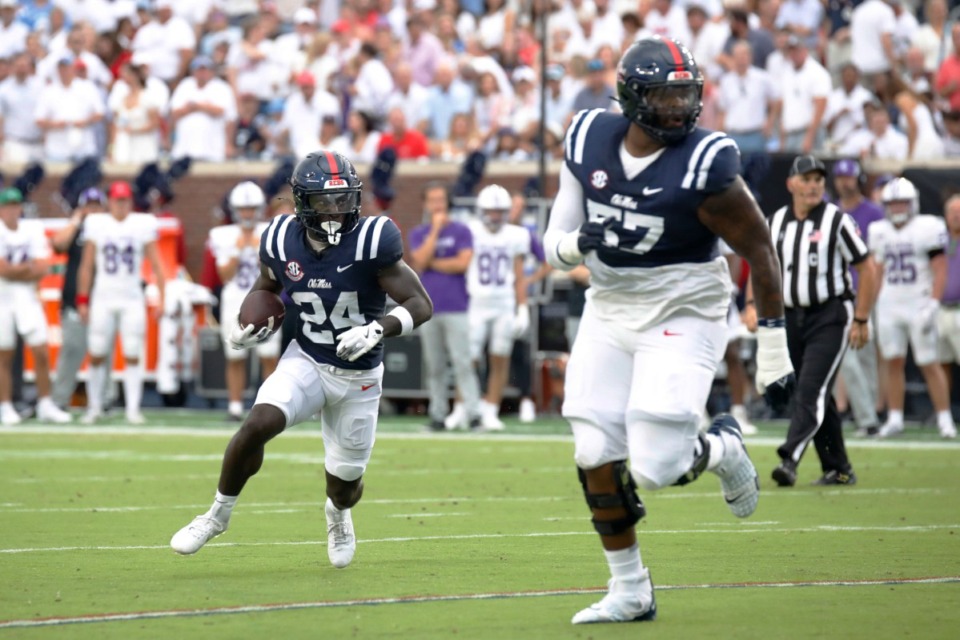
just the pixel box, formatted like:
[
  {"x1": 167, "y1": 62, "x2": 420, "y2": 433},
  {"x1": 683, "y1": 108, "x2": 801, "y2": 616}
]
[
  {"x1": 260, "y1": 214, "x2": 403, "y2": 370},
  {"x1": 564, "y1": 109, "x2": 740, "y2": 268}
]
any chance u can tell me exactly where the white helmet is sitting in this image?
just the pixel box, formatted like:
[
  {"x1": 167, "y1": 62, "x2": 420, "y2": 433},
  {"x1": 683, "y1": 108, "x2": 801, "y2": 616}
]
[
  {"x1": 476, "y1": 184, "x2": 511, "y2": 231},
  {"x1": 229, "y1": 181, "x2": 265, "y2": 228},
  {"x1": 880, "y1": 177, "x2": 919, "y2": 227}
]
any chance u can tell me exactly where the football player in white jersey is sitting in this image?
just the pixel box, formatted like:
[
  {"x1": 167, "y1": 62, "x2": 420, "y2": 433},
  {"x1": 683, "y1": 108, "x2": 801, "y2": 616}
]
[
  {"x1": 466, "y1": 184, "x2": 531, "y2": 430},
  {"x1": 869, "y1": 178, "x2": 956, "y2": 439},
  {"x1": 76, "y1": 181, "x2": 166, "y2": 425},
  {"x1": 0, "y1": 188, "x2": 72, "y2": 425},
  {"x1": 208, "y1": 182, "x2": 281, "y2": 421},
  {"x1": 544, "y1": 37, "x2": 794, "y2": 624}
]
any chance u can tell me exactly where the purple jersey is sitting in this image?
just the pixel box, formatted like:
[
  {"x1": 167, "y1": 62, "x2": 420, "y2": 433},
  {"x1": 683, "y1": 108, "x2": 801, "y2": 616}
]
[
  {"x1": 837, "y1": 198, "x2": 883, "y2": 291},
  {"x1": 408, "y1": 220, "x2": 473, "y2": 314}
]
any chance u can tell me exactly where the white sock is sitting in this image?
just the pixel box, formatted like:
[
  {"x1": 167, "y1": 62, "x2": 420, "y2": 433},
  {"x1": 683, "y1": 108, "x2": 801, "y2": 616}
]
[
  {"x1": 887, "y1": 409, "x2": 904, "y2": 426},
  {"x1": 704, "y1": 432, "x2": 726, "y2": 471},
  {"x1": 87, "y1": 364, "x2": 106, "y2": 414},
  {"x1": 936, "y1": 410, "x2": 953, "y2": 429},
  {"x1": 37, "y1": 397, "x2": 55, "y2": 410},
  {"x1": 207, "y1": 490, "x2": 237, "y2": 524},
  {"x1": 1, "y1": 401, "x2": 14, "y2": 412},
  {"x1": 123, "y1": 364, "x2": 143, "y2": 415},
  {"x1": 228, "y1": 401, "x2": 243, "y2": 416},
  {"x1": 604, "y1": 544, "x2": 648, "y2": 591}
]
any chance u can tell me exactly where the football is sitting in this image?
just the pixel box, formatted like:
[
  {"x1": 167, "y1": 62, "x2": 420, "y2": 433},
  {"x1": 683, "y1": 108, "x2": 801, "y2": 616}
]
[{"x1": 238, "y1": 290, "x2": 285, "y2": 333}]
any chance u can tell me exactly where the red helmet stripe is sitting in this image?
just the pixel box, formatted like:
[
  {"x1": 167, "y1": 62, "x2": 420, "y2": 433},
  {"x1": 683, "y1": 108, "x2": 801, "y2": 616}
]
[
  {"x1": 323, "y1": 150, "x2": 340, "y2": 179},
  {"x1": 663, "y1": 38, "x2": 685, "y2": 71}
]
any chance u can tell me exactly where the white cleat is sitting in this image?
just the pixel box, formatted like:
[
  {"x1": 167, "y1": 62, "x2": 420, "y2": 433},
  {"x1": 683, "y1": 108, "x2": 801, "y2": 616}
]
[
  {"x1": 170, "y1": 515, "x2": 227, "y2": 555},
  {"x1": 571, "y1": 579, "x2": 657, "y2": 625},
  {"x1": 80, "y1": 410, "x2": 102, "y2": 425},
  {"x1": 519, "y1": 398, "x2": 536, "y2": 423},
  {"x1": 325, "y1": 498, "x2": 356, "y2": 568},
  {"x1": 1, "y1": 406, "x2": 22, "y2": 426},
  {"x1": 125, "y1": 412, "x2": 146, "y2": 425},
  {"x1": 939, "y1": 422, "x2": 957, "y2": 439},
  {"x1": 37, "y1": 401, "x2": 72, "y2": 424},
  {"x1": 480, "y1": 402, "x2": 505, "y2": 431},
  {"x1": 708, "y1": 414, "x2": 759, "y2": 518},
  {"x1": 878, "y1": 421, "x2": 904, "y2": 438},
  {"x1": 443, "y1": 403, "x2": 466, "y2": 430}
]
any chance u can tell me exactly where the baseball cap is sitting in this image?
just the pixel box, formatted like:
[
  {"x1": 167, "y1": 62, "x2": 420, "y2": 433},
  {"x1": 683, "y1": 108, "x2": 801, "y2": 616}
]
[
  {"x1": 0, "y1": 187, "x2": 23, "y2": 205},
  {"x1": 789, "y1": 155, "x2": 827, "y2": 178},
  {"x1": 785, "y1": 34, "x2": 804, "y2": 48},
  {"x1": 0, "y1": 0, "x2": 19, "y2": 8},
  {"x1": 78, "y1": 187, "x2": 106, "y2": 206},
  {"x1": 108, "y1": 181, "x2": 133, "y2": 200},
  {"x1": 293, "y1": 7, "x2": 317, "y2": 24},
  {"x1": 190, "y1": 55, "x2": 214, "y2": 71},
  {"x1": 331, "y1": 19, "x2": 350, "y2": 34},
  {"x1": 586, "y1": 59, "x2": 604, "y2": 72},
  {"x1": 294, "y1": 70, "x2": 316, "y2": 86},
  {"x1": 57, "y1": 54, "x2": 75, "y2": 66},
  {"x1": 546, "y1": 64, "x2": 565, "y2": 82},
  {"x1": 511, "y1": 66, "x2": 536, "y2": 84},
  {"x1": 832, "y1": 158, "x2": 861, "y2": 178}
]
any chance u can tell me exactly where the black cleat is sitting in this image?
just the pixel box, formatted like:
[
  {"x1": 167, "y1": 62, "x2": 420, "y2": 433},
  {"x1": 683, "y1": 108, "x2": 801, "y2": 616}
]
[
  {"x1": 771, "y1": 459, "x2": 797, "y2": 487},
  {"x1": 424, "y1": 419, "x2": 446, "y2": 432},
  {"x1": 811, "y1": 470, "x2": 857, "y2": 486},
  {"x1": 468, "y1": 417, "x2": 483, "y2": 431}
]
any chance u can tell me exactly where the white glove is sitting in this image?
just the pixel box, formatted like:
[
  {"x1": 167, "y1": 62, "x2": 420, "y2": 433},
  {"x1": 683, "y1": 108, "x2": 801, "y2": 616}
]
[
  {"x1": 336, "y1": 321, "x2": 384, "y2": 362},
  {"x1": 513, "y1": 305, "x2": 530, "y2": 338},
  {"x1": 228, "y1": 318, "x2": 275, "y2": 351},
  {"x1": 922, "y1": 300, "x2": 940, "y2": 332},
  {"x1": 755, "y1": 325, "x2": 795, "y2": 410}
]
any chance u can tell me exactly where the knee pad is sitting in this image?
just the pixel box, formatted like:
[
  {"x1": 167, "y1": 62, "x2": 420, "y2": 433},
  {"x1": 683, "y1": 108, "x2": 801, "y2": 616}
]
[
  {"x1": 324, "y1": 443, "x2": 368, "y2": 482},
  {"x1": 577, "y1": 460, "x2": 647, "y2": 536},
  {"x1": 673, "y1": 432, "x2": 710, "y2": 487},
  {"x1": 572, "y1": 421, "x2": 608, "y2": 470}
]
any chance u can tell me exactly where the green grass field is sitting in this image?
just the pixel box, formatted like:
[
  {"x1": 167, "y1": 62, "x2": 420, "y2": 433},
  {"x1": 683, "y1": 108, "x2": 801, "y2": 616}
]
[{"x1": 1, "y1": 412, "x2": 959, "y2": 638}]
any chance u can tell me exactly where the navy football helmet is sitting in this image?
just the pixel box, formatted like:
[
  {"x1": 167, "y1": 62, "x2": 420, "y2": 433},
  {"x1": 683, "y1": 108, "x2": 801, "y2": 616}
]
[
  {"x1": 291, "y1": 150, "x2": 362, "y2": 245},
  {"x1": 616, "y1": 36, "x2": 704, "y2": 145}
]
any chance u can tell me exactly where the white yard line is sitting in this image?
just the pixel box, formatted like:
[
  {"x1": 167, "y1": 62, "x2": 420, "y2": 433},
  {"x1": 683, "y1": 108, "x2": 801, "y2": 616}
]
[
  {"x1": 2, "y1": 524, "x2": 958, "y2": 555},
  {"x1": 1, "y1": 576, "x2": 957, "y2": 629}
]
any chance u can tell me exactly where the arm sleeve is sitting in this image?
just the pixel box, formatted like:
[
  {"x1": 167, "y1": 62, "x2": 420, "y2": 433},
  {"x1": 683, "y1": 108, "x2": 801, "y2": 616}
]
[{"x1": 543, "y1": 163, "x2": 587, "y2": 271}]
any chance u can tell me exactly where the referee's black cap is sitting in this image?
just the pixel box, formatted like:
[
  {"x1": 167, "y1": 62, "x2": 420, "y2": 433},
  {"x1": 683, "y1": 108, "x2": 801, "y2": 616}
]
[{"x1": 789, "y1": 155, "x2": 827, "y2": 178}]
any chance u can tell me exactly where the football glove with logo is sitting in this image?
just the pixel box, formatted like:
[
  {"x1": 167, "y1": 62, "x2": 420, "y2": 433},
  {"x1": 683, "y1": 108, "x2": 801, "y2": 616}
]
[
  {"x1": 755, "y1": 325, "x2": 796, "y2": 412},
  {"x1": 228, "y1": 319, "x2": 274, "y2": 351},
  {"x1": 336, "y1": 321, "x2": 384, "y2": 362}
]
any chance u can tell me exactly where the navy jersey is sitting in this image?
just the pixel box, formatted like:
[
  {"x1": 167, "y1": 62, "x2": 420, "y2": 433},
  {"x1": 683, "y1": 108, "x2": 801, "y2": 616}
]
[
  {"x1": 260, "y1": 214, "x2": 403, "y2": 370},
  {"x1": 564, "y1": 109, "x2": 740, "y2": 269}
]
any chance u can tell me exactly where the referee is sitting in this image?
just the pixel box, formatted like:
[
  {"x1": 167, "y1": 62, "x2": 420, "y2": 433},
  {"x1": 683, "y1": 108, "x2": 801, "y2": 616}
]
[{"x1": 746, "y1": 156, "x2": 879, "y2": 486}]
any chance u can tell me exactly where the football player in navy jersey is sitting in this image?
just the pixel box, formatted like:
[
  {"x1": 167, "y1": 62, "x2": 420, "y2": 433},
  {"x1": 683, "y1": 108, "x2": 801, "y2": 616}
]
[
  {"x1": 543, "y1": 36, "x2": 795, "y2": 624},
  {"x1": 171, "y1": 150, "x2": 433, "y2": 568}
]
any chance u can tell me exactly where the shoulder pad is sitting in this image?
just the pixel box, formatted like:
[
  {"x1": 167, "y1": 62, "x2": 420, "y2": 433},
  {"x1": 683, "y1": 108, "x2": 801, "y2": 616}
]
[
  {"x1": 260, "y1": 214, "x2": 296, "y2": 264},
  {"x1": 352, "y1": 216, "x2": 403, "y2": 267},
  {"x1": 564, "y1": 109, "x2": 620, "y2": 167},
  {"x1": 680, "y1": 130, "x2": 741, "y2": 193}
]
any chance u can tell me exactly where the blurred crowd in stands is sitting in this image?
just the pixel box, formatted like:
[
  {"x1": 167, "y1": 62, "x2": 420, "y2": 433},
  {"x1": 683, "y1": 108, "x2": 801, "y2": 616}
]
[{"x1": 1, "y1": 0, "x2": 960, "y2": 168}]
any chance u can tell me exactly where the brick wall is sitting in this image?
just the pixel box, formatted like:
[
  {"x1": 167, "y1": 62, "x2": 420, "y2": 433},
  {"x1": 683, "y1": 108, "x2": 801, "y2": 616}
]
[{"x1": 19, "y1": 161, "x2": 560, "y2": 279}]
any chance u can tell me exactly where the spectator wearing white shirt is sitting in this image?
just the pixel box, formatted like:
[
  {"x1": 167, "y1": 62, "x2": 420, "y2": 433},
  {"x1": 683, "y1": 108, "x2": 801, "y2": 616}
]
[
  {"x1": 386, "y1": 62, "x2": 430, "y2": 134},
  {"x1": 280, "y1": 70, "x2": 341, "y2": 160},
  {"x1": 330, "y1": 109, "x2": 382, "y2": 165},
  {"x1": 169, "y1": 56, "x2": 237, "y2": 162},
  {"x1": 717, "y1": 41, "x2": 777, "y2": 154},
  {"x1": 824, "y1": 63, "x2": 874, "y2": 152},
  {"x1": 274, "y1": 7, "x2": 319, "y2": 66},
  {"x1": 38, "y1": 25, "x2": 112, "y2": 91},
  {"x1": 0, "y1": 0, "x2": 28, "y2": 60},
  {"x1": 839, "y1": 102, "x2": 909, "y2": 160},
  {"x1": 0, "y1": 53, "x2": 43, "y2": 164},
  {"x1": 774, "y1": 0, "x2": 823, "y2": 48},
  {"x1": 850, "y1": 0, "x2": 897, "y2": 77},
  {"x1": 34, "y1": 56, "x2": 105, "y2": 162},
  {"x1": 108, "y1": 52, "x2": 172, "y2": 118},
  {"x1": 685, "y1": 2, "x2": 729, "y2": 80},
  {"x1": 226, "y1": 17, "x2": 278, "y2": 103},
  {"x1": 56, "y1": 0, "x2": 116, "y2": 34},
  {"x1": 131, "y1": 0, "x2": 196, "y2": 84},
  {"x1": 644, "y1": 0, "x2": 691, "y2": 46},
  {"x1": 776, "y1": 35, "x2": 831, "y2": 153},
  {"x1": 109, "y1": 62, "x2": 162, "y2": 165},
  {"x1": 891, "y1": 2, "x2": 918, "y2": 62},
  {"x1": 350, "y1": 43, "x2": 394, "y2": 119},
  {"x1": 912, "y1": 0, "x2": 953, "y2": 74}
]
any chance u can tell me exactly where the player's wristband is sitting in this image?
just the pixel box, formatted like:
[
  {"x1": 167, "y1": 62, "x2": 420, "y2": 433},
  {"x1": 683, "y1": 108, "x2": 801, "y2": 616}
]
[
  {"x1": 853, "y1": 317, "x2": 868, "y2": 324},
  {"x1": 745, "y1": 299, "x2": 755, "y2": 306},
  {"x1": 387, "y1": 306, "x2": 415, "y2": 336},
  {"x1": 76, "y1": 294, "x2": 89, "y2": 305},
  {"x1": 757, "y1": 317, "x2": 785, "y2": 328}
]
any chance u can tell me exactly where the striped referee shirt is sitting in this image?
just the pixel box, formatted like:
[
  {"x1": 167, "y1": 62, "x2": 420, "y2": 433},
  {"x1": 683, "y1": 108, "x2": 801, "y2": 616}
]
[{"x1": 769, "y1": 202, "x2": 870, "y2": 308}]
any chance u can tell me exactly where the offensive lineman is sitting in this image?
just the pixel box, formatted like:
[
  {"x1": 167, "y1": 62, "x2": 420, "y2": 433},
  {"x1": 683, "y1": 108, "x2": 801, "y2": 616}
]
[
  {"x1": 170, "y1": 151, "x2": 433, "y2": 568},
  {"x1": 870, "y1": 178, "x2": 957, "y2": 439},
  {"x1": 0, "y1": 187, "x2": 72, "y2": 425},
  {"x1": 466, "y1": 184, "x2": 531, "y2": 430},
  {"x1": 207, "y1": 181, "x2": 281, "y2": 421},
  {"x1": 543, "y1": 36, "x2": 794, "y2": 624},
  {"x1": 76, "y1": 181, "x2": 166, "y2": 425}
]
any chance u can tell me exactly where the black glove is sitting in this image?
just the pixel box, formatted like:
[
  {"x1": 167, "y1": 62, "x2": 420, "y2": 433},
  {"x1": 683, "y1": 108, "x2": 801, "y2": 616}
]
[
  {"x1": 577, "y1": 218, "x2": 614, "y2": 254},
  {"x1": 762, "y1": 372, "x2": 796, "y2": 413}
]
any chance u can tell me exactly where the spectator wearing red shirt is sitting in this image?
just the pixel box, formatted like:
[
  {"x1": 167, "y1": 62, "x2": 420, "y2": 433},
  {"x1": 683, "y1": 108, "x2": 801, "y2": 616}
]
[
  {"x1": 378, "y1": 106, "x2": 429, "y2": 159},
  {"x1": 935, "y1": 23, "x2": 960, "y2": 112}
]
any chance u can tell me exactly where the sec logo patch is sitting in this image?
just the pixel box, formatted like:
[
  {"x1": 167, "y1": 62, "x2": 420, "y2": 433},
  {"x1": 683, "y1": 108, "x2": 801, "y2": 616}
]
[
  {"x1": 590, "y1": 170, "x2": 608, "y2": 189},
  {"x1": 285, "y1": 260, "x2": 304, "y2": 281}
]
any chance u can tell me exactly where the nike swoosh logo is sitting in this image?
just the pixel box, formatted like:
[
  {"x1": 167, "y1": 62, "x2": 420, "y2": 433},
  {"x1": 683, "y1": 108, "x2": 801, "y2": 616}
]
[
  {"x1": 642, "y1": 187, "x2": 663, "y2": 196},
  {"x1": 361, "y1": 384, "x2": 375, "y2": 391},
  {"x1": 337, "y1": 264, "x2": 354, "y2": 273},
  {"x1": 663, "y1": 330, "x2": 682, "y2": 337}
]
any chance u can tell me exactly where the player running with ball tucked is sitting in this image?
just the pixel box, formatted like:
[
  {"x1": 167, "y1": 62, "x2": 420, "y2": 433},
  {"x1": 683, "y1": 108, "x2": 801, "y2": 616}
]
[
  {"x1": 171, "y1": 150, "x2": 432, "y2": 568},
  {"x1": 543, "y1": 36, "x2": 794, "y2": 624}
]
